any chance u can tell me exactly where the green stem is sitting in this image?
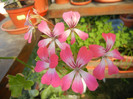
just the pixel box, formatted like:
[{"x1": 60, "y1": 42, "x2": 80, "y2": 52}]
[{"x1": 0, "y1": 57, "x2": 33, "y2": 69}]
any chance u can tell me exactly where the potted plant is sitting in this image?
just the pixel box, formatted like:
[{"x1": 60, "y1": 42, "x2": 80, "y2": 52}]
[
  {"x1": 70, "y1": 0, "x2": 92, "y2": 5},
  {"x1": 120, "y1": 14, "x2": 133, "y2": 28},
  {"x1": 94, "y1": 0, "x2": 123, "y2": 3},
  {"x1": 2, "y1": 0, "x2": 35, "y2": 28}
]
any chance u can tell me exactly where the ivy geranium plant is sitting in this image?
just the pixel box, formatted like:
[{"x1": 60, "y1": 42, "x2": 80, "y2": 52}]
[{"x1": 8, "y1": 10, "x2": 124, "y2": 96}]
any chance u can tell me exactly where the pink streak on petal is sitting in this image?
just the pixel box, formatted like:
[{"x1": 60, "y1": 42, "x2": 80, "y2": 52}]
[
  {"x1": 80, "y1": 70, "x2": 98, "y2": 91},
  {"x1": 106, "y1": 58, "x2": 119, "y2": 75},
  {"x1": 24, "y1": 32, "x2": 29, "y2": 40},
  {"x1": 93, "y1": 58, "x2": 106, "y2": 80},
  {"x1": 76, "y1": 47, "x2": 93, "y2": 68},
  {"x1": 38, "y1": 38, "x2": 52, "y2": 48},
  {"x1": 63, "y1": 11, "x2": 80, "y2": 28},
  {"x1": 61, "y1": 70, "x2": 75, "y2": 91},
  {"x1": 89, "y1": 45, "x2": 106, "y2": 58},
  {"x1": 106, "y1": 49, "x2": 124, "y2": 60},
  {"x1": 28, "y1": 31, "x2": 32, "y2": 43},
  {"x1": 41, "y1": 68, "x2": 60, "y2": 87},
  {"x1": 37, "y1": 47, "x2": 49, "y2": 61},
  {"x1": 51, "y1": 69, "x2": 61, "y2": 87},
  {"x1": 38, "y1": 20, "x2": 51, "y2": 37},
  {"x1": 48, "y1": 41, "x2": 55, "y2": 55},
  {"x1": 71, "y1": 32, "x2": 75, "y2": 45},
  {"x1": 35, "y1": 61, "x2": 49, "y2": 72},
  {"x1": 102, "y1": 33, "x2": 116, "y2": 52},
  {"x1": 74, "y1": 28, "x2": 88, "y2": 40},
  {"x1": 49, "y1": 54, "x2": 58, "y2": 68},
  {"x1": 60, "y1": 47, "x2": 75, "y2": 69},
  {"x1": 53, "y1": 22, "x2": 64, "y2": 36},
  {"x1": 72, "y1": 73, "x2": 83, "y2": 94},
  {"x1": 58, "y1": 29, "x2": 71, "y2": 42}
]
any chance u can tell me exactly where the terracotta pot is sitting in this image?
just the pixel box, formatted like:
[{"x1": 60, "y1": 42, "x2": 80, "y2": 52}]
[
  {"x1": 119, "y1": 67, "x2": 133, "y2": 73},
  {"x1": 70, "y1": 0, "x2": 92, "y2": 5},
  {"x1": 4, "y1": 1, "x2": 36, "y2": 28},
  {"x1": 120, "y1": 14, "x2": 133, "y2": 28},
  {"x1": 34, "y1": 0, "x2": 48, "y2": 16},
  {"x1": 55, "y1": 0, "x2": 69, "y2": 4},
  {"x1": 94, "y1": 0, "x2": 122, "y2": 3}
]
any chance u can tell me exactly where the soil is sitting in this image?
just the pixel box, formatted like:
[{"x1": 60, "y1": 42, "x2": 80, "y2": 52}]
[
  {"x1": 4, "y1": 0, "x2": 34, "y2": 10},
  {"x1": 72, "y1": 0, "x2": 90, "y2": 2}
]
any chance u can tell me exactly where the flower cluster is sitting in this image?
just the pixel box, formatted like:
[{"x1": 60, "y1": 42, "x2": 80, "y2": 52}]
[{"x1": 25, "y1": 11, "x2": 123, "y2": 94}]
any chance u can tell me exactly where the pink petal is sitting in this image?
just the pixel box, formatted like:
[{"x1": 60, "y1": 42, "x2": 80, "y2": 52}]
[
  {"x1": 41, "y1": 68, "x2": 61, "y2": 87},
  {"x1": 48, "y1": 41, "x2": 55, "y2": 55},
  {"x1": 76, "y1": 47, "x2": 93, "y2": 68},
  {"x1": 24, "y1": 32, "x2": 29, "y2": 40},
  {"x1": 72, "y1": 73, "x2": 83, "y2": 94},
  {"x1": 102, "y1": 33, "x2": 116, "y2": 52},
  {"x1": 106, "y1": 58, "x2": 119, "y2": 75},
  {"x1": 38, "y1": 21, "x2": 52, "y2": 37},
  {"x1": 55, "y1": 39, "x2": 70, "y2": 50},
  {"x1": 74, "y1": 28, "x2": 88, "y2": 40},
  {"x1": 80, "y1": 70, "x2": 98, "y2": 91},
  {"x1": 61, "y1": 70, "x2": 75, "y2": 91},
  {"x1": 24, "y1": 27, "x2": 33, "y2": 43},
  {"x1": 34, "y1": 61, "x2": 49, "y2": 72},
  {"x1": 53, "y1": 22, "x2": 64, "y2": 36},
  {"x1": 89, "y1": 45, "x2": 106, "y2": 58},
  {"x1": 28, "y1": 32, "x2": 32, "y2": 43},
  {"x1": 93, "y1": 58, "x2": 106, "y2": 80},
  {"x1": 58, "y1": 29, "x2": 71, "y2": 42},
  {"x1": 60, "y1": 47, "x2": 75, "y2": 69},
  {"x1": 38, "y1": 38, "x2": 52, "y2": 48},
  {"x1": 106, "y1": 49, "x2": 124, "y2": 60},
  {"x1": 49, "y1": 54, "x2": 58, "y2": 68},
  {"x1": 71, "y1": 32, "x2": 75, "y2": 45},
  {"x1": 63, "y1": 11, "x2": 80, "y2": 28},
  {"x1": 37, "y1": 47, "x2": 49, "y2": 61}
]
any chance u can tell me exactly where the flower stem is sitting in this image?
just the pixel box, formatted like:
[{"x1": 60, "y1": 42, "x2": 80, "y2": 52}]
[{"x1": 0, "y1": 57, "x2": 33, "y2": 69}]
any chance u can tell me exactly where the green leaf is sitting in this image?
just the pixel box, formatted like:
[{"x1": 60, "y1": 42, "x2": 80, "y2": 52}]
[
  {"x1": 29, "y1": 89, "x2": 39, "y2": 97},
  {"x1": 8, "y1": 74, "x2": 34, "y2": 97},
  {"x1": 35, "y1": 56, "x2": 41, "y2": 61}
]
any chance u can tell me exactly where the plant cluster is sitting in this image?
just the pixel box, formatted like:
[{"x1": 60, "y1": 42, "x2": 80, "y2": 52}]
[{"x1": 7, "y1": 10, "x2": 133, "y2": 98}]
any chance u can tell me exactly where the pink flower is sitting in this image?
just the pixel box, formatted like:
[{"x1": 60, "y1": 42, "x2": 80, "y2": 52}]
[
  {"x1": 24, "y1": 11, "x2": 35, "y2": 43},
  {"x1": 34, "y1": 47, "x2": 61, "y2": 87},
  {"x1": 38, "y1": 20, "x2": 69, "y2": 55},
  {"x1": 60, "y1": 47, "x2": 98, "y2": 94},
  {"x1": 89, "y1": 33, "x2": 124, "y2": 80},
  {"x1": 60, "y1": 11, "x2": 88, "y2": 45}
]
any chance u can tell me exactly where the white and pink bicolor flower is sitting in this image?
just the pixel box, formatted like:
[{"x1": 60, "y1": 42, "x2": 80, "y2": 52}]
[
  {"x1": 60, "y1": 11, "x2": 88, "y2": 45},
  {"x1": 89, "y1": 33, "x2": 124, "y2": 80},
  {"x1": 60, "y1": 47, "x2": 98, "y2": 94},
  {"x1": 34, "y1": 47, "x2": 61, "y2": 87},
  {"x1": 24, "y1": 11, "x2": 35, "y2": 43},
  {"x1": 38, "y1": 20, "x2": 69, "y2": 55}
]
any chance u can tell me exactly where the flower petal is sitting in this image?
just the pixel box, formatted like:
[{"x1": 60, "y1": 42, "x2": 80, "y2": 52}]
[
  {"x1": 58, "y1": 29, "x2": 71, "y2": 42},
  {"x1": 41, "y1": 68, "x2": 61, "y2": 87},
  {"x1": 60, "y1": 47, "x2": 75, "y2": 69},
  {"x1": 72, "y1": 73, "x2": 83, "y2": 94},
  {"x1": 48, "y1": 41, "x2": 55, "y2": 55},
  {"x1": 49, "y1": 54, "x2": 58, "y2": 68},
  {"x1": 38, "y1": 21, "x2": 51, "y2": 37},
  {"x1": 53, "y1": 22, "x2": 64, "y2": 36},
  {"x1": 71, "y1": 32, "x2": 75, "y2": 45},
  {"x1": 74, "y1": 28, "x2": 88, "y2": 40},
  {"x1": 106, "y1": 58, "x2": 119, "y2": 75},
  {"x1": 93, "y1": 58, "x2": 106, "y2": 80},
  {"x1": 34, "y1": 61, "x2": 49, "y2": 72},
  {"x1": 38, "y1": 38, "x2": 52, "y2": 48},
  {"x1": 37, "y1": 47, "x2": 49, "y2": 61},
  {"x1": 80, "y1": 70, "x2": 98, "y2": 91},
  {"x1": 89, "y1": 45, "x2": 106, "y2": 58},
  {"x1": 61, "y1": 70, "x2": 75, "y2": 91},
  {"x1": 102, "y1": 33, "x2": 116, "y2": 52},
  {"x1": 63, "y1": 11, "x2": 80, "y2": 28},
  {"x1": 106, "y1": 49, "x2": 124, "y2": 60},
  {"x1": 76, "y1": 47, "x2": 93, "y2": 68}
]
